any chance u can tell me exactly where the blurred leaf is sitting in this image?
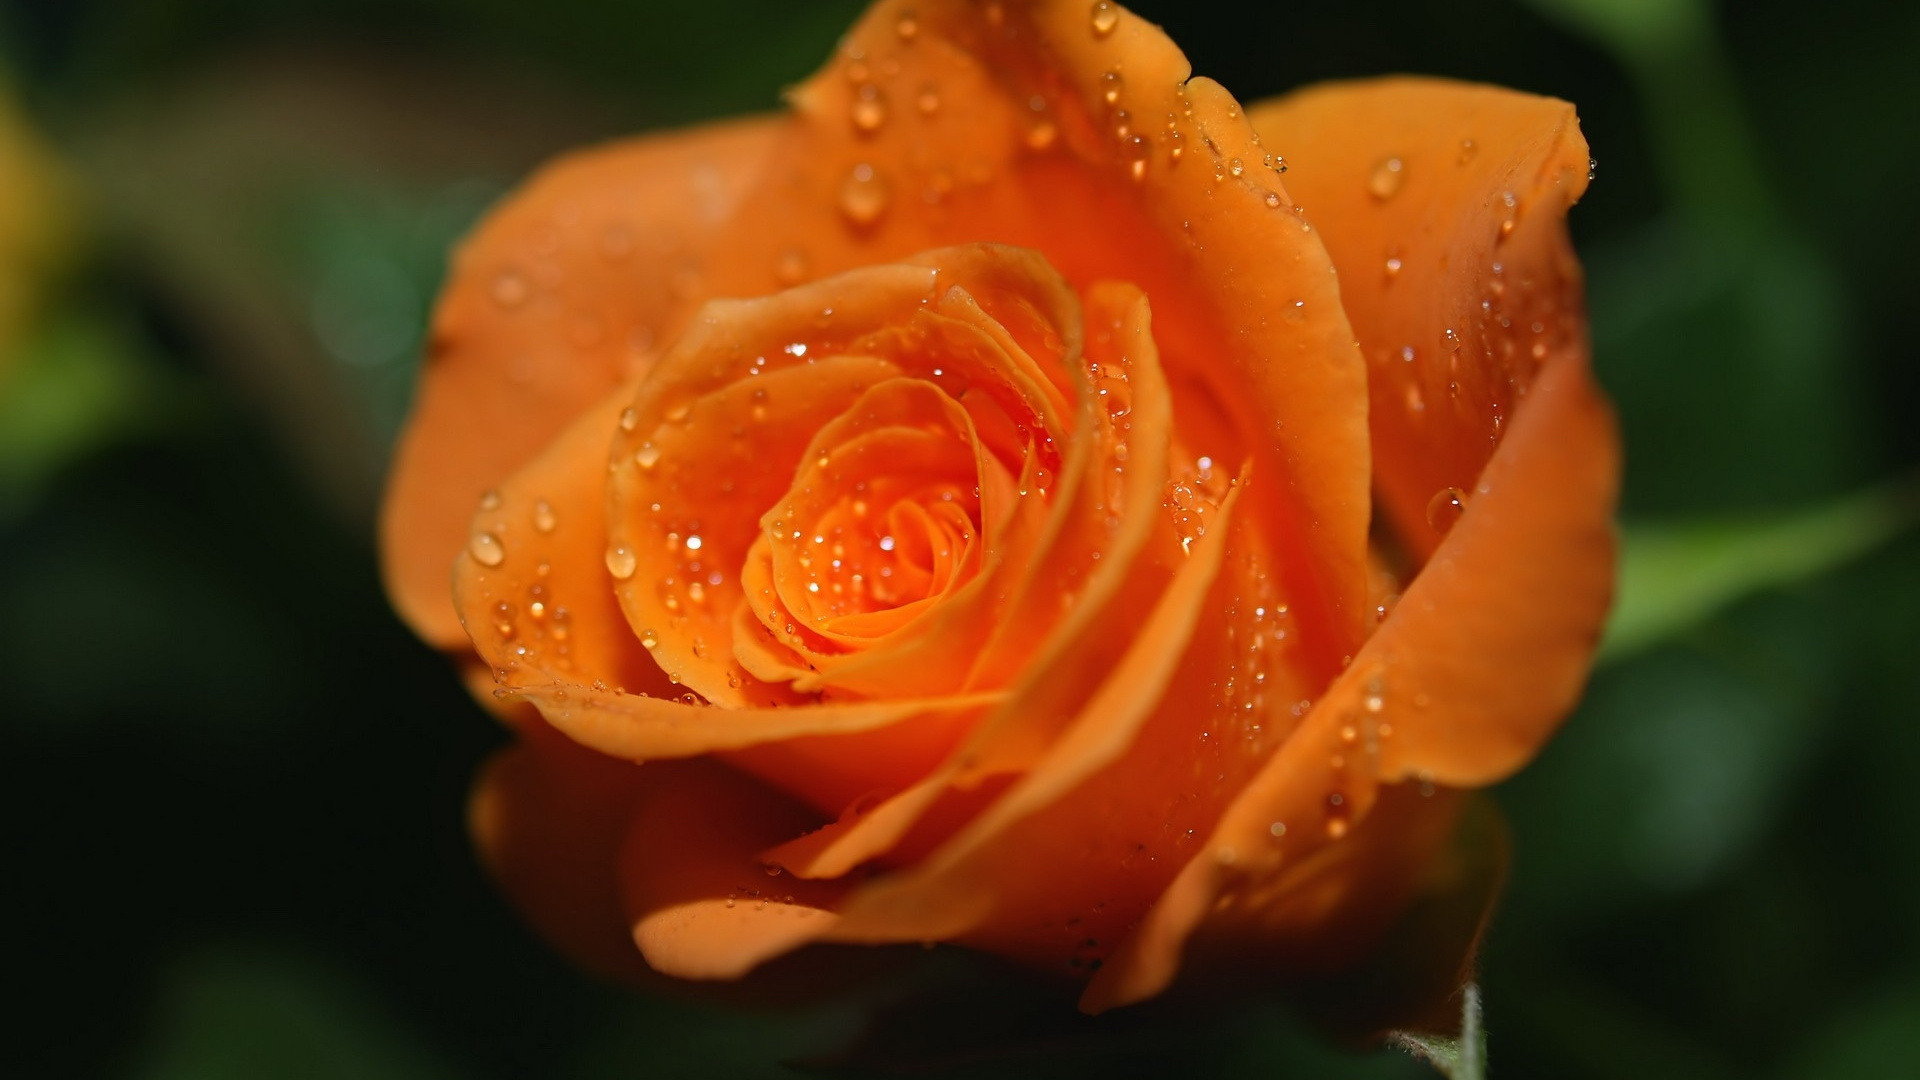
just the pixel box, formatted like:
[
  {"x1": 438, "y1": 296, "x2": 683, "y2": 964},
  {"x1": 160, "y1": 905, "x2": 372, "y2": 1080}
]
[
  {"x1": 75, "y1": 48, "x2": 612, "y2": 523},
  {"x1": 127, "y1": 941, "x2": 466, "y2": 1080},
  {"x1": 1602, "y1": 478, "x2": 1917, "y2": 662},
  {"x1": 1783, "y1": 985, "x2": 1920, "y2": 1080},
  {"x1": 1518, "y1": 0, "x2": 1708, "y2": 57},
  {"x1": 0, "y1": 309, "x2": 190, "y2": 518},
  {"x1": 0, "y1": 75, "x2": 79, "y2": 354}
]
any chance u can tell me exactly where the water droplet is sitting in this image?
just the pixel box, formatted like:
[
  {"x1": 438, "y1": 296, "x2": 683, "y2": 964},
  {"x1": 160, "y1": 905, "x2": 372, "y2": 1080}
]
[
  {"x1": 917, "y1": 86, "x2": 941, "y2": 114},
  {"x1": 1228, "y1": 157, "x2": 1244, "y2": 177},
  {"x1": 619, "y1": 407, "x2": 638, "y2": 432},
  {"x1": 479, "y1": 489, "x2": 502, "y2": 511},
  {"x1": 839, "y1": 163, "x2": 889, "y2": 226},
  {"x1": 605, "y1": 545, "x2": 637, "y2": 580},
  {"x1": 1457, "y1": 138, "x2": 1478, "y2": 165},
  {"x1": 774, "y1": 247, "x2": 809, "y2": 285},
  {"x1": 1385, "y1": 256, "x2": 1403, "y2": 278},
  {"x1": 1268, "y1": 821, "x2": 1287, "y2": 838},
  {"x1": 634, "y1": 442, "x2": 662, "y2": 470},
  {"x1": 1101, "y1": 70, "x2": 1123, "y2": 105},
  {"x1": 1090, "y1": 0, "x2": 1119, "y2": 36},
  {"x1": 1587, "y1": 156, "x2": 1598, "y2": 181},
  {"x1": 533, "y1": 500, "x2": 557, "y2": 533},
  {"x1": 1263, "y1": 191, "x2": 1281, "y2": 208},
  {"x1": 895, "y1": 11, "x2": 919, "y2": 39},
  {"x1": 640, "y1": 629, "x2": 659, "y2": 649},
  {"x1": 469, "y1": 531, "x2": 505, "y2": 567},
  {"x1": 1426, "y1": 487, "x2": 1467, "y2": 533},
  {"x1": 1368, "y1": 156, "x2": 1405, "y2": 200},
  {"x1": 1025, "y1": 119, "x2": 1058, "y2": 151},
  {"x1": 491, "y1": 270, "x2": 528, "y2": 308},
  {"x1": 850, "y1": 85, "x2": 887, "y2": 133}
]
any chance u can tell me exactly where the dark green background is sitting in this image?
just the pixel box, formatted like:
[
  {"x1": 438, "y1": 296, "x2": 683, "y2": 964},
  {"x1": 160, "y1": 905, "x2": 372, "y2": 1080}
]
[{"x1": 3, "y1": 0, "x2": 1916, "y2": 1076}]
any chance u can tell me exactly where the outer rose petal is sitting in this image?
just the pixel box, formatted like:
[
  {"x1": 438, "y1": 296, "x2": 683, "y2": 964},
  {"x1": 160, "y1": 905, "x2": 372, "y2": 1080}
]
[
  {"x1": 1086, "y1": 297, "x2": 1618, "y2": 1014},
  {"x1": 383, "y1": 117, "x2": 783, "y2": 646},
  {"x1": 1084, "y1": 78, "x2": 1616, "y2": 1013},
  {"x1": 1247, "y1": 78, "x2": 1593, "y2": 562},
  {"x1": 467, "y1": 720, "x2": 654, "y2": 982}
]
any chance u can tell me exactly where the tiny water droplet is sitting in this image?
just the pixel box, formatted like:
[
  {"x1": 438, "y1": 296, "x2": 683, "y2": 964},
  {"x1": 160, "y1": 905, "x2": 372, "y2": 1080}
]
[
  {"x1": 774, "y1": 247, "x2": 809, "y2": 285},
  {"x1": 1368, "y1": 156, "x2": 1405, "y2": 200},
  {"x1": 1426, "y1": 487, "x2": 1467, "y2": 533},
  {"x1": 619, "y1": 407, "x2": 638, "y2": 432},
  {"x1": 479, "y1": 489, "x2": 502, "y2": 511},
  {"x1": 895, "y1": 11, "x2": 919, "y2": 39},
  {"x1": 533, "y1": 500, "x2": 557, "y2": 533},
  {"x1": 634, "y1": 442, "x2": 662, "y2": 470},
  {"x1": 1263, "y1": 191, "x2": 1281, "y2": 208},
  {"x1": 1101, "y1": 70, "x2": 1123, "y2": 105},
  {"x1": 491, "y1": 271, "x2": 528, "y2": 308}
]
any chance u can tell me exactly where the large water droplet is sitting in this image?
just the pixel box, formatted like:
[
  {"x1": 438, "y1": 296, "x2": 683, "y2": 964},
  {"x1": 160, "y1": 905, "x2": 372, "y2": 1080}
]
[
  {"x1": 1090, "y1": 0, "x2": 1119, "y2": 36},
  {"x1": 1426, "y1": 486, "x2": 1467, "y2": 533},
  {"x1": 850, "y1": 85, "x2": 887, "y2": 134},
  {"x1": 469, "y1": 531, "x2": 505, "y2": 567},
  {"x1": 839, "y1": 164, "x2": 889, "y2": 226},
  {"x1": 605, "y1": 545, "x2": 637, "y2": 580},
  {"x1": 1368, "y1": 156, "x2": 1405, "y2": 200}
]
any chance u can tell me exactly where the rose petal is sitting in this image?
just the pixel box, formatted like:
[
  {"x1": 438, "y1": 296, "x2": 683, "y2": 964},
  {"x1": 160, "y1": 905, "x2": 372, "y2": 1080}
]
[
  {"x1": 646, "y1": 0, "x2": 1373, "y2": 671},
  {"x1": 1087, "y1": 340, "x2": 1617, "y2": 1011},
  {"x1": 1247, "y1": 77, "x2": 1593, "y2": 562},
  {"x1": 745, "y1": 279, "x2": 1183, "y2": 875},
  {"x1": 467, "y1": 721, "x2": 654, "y2": 981},
  {"x1": 617, "y1": 760, "x2": 847, "y2": 979},
  {"x1": 450, "y1": 371, "x2": 1004, "y2": 788},
  {"x1": 384, "y1": 117, "x2": 784, "y2": 646}
]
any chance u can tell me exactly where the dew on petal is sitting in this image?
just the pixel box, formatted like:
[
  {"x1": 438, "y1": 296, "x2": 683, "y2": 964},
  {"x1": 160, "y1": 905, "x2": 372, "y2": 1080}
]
[
  {"x1": 605, "y1": 545, "x2": 637, "y2": 580},
  {"x1": 1426, "y1": 486, "x2": 1468, "y2": 533},
  {"x1": 1090, "y1": 0, "x2": 1119, "y2": 36},
  {"x1": 469, "y1": 531, "x2": 505, "y2": 567},
  {"x1": 1368, "y1": 156, "x2": 1405, "y2": 200},
  {"x1": 839, "y1": 164, "x2": 889, "y2": 226}
]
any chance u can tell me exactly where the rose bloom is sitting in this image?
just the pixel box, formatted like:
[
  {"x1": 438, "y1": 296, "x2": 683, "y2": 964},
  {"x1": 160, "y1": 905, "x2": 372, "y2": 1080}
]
[{"x1": 381, "y1": 0, "x2": 1616, "y2": 1016}]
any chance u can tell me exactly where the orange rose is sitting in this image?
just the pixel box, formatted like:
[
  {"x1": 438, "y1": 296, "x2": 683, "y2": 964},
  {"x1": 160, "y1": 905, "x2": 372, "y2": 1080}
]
[{"x1": 381, "y1": 0, "x2": 1617, "y2": 1015}]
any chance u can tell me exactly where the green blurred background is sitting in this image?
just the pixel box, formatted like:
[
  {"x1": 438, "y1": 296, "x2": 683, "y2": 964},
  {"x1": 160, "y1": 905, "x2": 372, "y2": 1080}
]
[{"x1": 3, "y1": 0, "x2": 1916, "y2": 1076}]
